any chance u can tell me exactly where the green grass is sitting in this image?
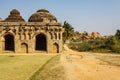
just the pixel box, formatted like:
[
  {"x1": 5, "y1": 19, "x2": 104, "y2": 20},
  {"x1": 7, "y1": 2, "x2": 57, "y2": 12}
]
[
  {"x1": 0, "y1": 55, "x2": 55, "y2": 80},
  {"x1": 29, "y1": 55, "x2": 65, "y2": 80}
]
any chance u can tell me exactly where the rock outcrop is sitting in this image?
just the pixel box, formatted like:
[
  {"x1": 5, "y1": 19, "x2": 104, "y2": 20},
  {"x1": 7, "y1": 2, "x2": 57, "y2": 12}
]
[{"x1": 71, "y1": 31, "x2": 106, "y2": 42}]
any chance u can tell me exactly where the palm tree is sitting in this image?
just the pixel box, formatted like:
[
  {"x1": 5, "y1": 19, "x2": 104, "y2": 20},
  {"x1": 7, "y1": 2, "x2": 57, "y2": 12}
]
[{"x1": 63, "y1": 21, "x2": 74, "y2": 44}]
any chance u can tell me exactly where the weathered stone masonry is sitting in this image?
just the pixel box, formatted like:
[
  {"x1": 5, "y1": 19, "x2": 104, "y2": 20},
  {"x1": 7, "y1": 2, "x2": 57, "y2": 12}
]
[{"x1": 0, "y1": 9, "x2": 64, "y2": 53}]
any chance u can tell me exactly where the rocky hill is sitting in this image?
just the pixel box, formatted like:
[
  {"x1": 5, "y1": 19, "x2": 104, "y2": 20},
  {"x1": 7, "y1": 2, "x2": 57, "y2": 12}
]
[{"x1": 71, "y1": 31, "x2": 107, "y2": 42}]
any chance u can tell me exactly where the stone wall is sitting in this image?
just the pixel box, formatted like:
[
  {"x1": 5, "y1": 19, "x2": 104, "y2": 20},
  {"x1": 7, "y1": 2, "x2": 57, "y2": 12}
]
[{"x1": 0, "y1": 22, "x2": 63, "y2": 53}]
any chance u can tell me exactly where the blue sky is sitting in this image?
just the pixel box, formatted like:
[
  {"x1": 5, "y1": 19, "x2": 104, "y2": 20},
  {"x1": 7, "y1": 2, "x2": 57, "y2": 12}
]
[{"x1": 0, "y1": 0, "x2": 120, "y2": 35}]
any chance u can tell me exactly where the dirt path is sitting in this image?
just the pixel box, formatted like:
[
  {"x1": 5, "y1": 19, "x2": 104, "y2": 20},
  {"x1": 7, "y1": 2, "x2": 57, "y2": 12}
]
[{"x1": 60, "y1": 45, "x2": 120, "y2": 80}]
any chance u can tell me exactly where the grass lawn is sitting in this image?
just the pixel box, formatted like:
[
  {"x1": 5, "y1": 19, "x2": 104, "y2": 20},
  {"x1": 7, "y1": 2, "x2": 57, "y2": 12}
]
[
  {"x1": 29, "y1": 55, "x2": 65, "y2": 80},
  {"x1": 0, "y1": 55, "x2": 55, "y2": 80}
]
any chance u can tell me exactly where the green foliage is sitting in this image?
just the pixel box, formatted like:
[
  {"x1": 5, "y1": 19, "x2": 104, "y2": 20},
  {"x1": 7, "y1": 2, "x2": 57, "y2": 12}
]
[
  {"x1": 69, "y1": 29, "x2": 120, "y2": 53},
  {"x1": 79, "y1": 39, "x2": 108, "y2": 52},
  {"x1": 115, "y1": 29, "x2": 120, "y2": 40},
  {"x1": 78, "y1": 42, "x2": 91, "y2": 51},
  {"x1": 69, "y1": 39, "x2": 110, "y2": 53},
  {"x1": 106, "y1": 36, "x2": 120, "y2": 53},
  {"x1": 63, "y1": 21, "x2": 74, "y2": 43},
  {"x1": 105, "y1": 29, "x2": 120, "y2": 53}
]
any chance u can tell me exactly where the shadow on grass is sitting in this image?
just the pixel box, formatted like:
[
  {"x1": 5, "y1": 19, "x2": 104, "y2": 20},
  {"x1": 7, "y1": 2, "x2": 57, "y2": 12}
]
[{"x1": 28, "y1": 55, "x2": 65, "y2": 80}]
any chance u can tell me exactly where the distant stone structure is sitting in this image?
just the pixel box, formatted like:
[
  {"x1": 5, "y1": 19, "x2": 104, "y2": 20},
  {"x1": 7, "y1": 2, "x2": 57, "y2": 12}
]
[{"x1": 0, "y1": 9, "x2": 64, "y2": 53}]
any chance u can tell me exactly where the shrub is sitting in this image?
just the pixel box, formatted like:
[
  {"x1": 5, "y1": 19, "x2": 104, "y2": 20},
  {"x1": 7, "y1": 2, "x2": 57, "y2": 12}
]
[
  {"x1": 69, "y1": 39, "x2": 110, "y2": 53},
  {"x1": 78, "y1": 42, "x2": 91, "y2": 51},
  {"x1": 68, "y1": 29, "x2": 120, "y2": 53},
  {"x1": 106, "y1": 36, "x2": 120, "y2": 53}
]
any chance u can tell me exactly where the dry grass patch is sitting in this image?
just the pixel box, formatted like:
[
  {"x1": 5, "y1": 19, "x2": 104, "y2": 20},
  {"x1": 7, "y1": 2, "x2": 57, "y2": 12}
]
[
  {"x1": 0, "y1": 55, "x2": 55, "y2": 80},
  {"x1": 29, "y1": 55, "x2": 65, "y2": 80},
  {"x1": 93, "y1": 53, "x2": 120, "y2": 66}
]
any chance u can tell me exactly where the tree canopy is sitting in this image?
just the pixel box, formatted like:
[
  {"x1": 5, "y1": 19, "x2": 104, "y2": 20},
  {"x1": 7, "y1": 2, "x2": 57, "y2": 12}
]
[
  {"x1": 115, "y1": 29, "x2": 120, "y2": 40},
  {"x1": 62, "y1": 21, "x2": 74, "y2": 43}
]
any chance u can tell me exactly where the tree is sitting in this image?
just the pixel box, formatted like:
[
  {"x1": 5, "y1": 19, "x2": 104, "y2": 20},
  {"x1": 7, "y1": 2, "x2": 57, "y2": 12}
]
[
  {"x1": 62, "y1": 21, "x2": 74, "y2": 44},
  {"x1": 115, "y1": 29, "x2": 120, "y2": 40},
  {"x1": 106, "y1": 30, "x2": 120, "y2": 53}
]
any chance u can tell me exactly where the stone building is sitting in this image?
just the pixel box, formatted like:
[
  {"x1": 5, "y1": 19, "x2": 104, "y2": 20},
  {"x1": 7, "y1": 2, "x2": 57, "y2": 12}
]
[{"x1": 0, "y1": 9, "x2": 64, "y2": 53}]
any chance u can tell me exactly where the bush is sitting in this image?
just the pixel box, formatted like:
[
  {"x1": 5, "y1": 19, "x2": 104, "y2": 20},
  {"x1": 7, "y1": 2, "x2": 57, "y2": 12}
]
[
  {"x1": 69, "y1": 39, "x2": 110, "y2": 53},
  {"x1": 106, "y1": 36, "x2": 120, "y2": 53},
  {"x1": 78, "y1": 42, "x2": 91, "y2": 51},
  {"x1": 68, "y1": 29, "x2": 120, "y2": 53},
  {"x1": 111, "y1": 44, "x2": 120, "y2": 53}
]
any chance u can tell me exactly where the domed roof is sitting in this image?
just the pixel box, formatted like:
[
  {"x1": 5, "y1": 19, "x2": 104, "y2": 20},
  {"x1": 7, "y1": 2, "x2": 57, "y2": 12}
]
[
  {"x1": 4, "y1": 9, "x2": 25, "y2": 22},
  {"x1": 10, "y1": 9, "x2": 20, "y2": 15},
  {"x1": 37, "y1": 9, "x2": 49, "y2": 13},
  {"x1": 28, "y1": 9, "x2": 57, "y2": 22}
]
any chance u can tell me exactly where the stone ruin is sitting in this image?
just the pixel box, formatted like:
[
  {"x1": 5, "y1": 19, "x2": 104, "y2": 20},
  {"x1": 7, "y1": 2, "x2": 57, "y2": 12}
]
[{"x1": 0, "y1": 9, "x2": 64, "y2": 53}]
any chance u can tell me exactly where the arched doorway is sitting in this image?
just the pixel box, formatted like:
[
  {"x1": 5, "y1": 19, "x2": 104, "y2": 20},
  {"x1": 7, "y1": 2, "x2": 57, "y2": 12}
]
[
  {"x1": 53, "y1": 43, "x2": 59, "y2": 53},
  {"x1": 21, "y1": 43, "x2": 28, "y2": 53},
  {"x1": 4, "y1": 34, "x2": 14, "y2": 51},
  {"x1": 36, "y1": 34, "x2": 46, "y2": 51}
]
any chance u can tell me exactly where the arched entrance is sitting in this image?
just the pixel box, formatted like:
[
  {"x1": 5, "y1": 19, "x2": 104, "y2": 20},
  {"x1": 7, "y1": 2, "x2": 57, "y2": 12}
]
[
  {"x1": 21, "y1": 43, "x2": 28, "y2": 53},
  {"x1": 36, "y1": 34, "x2": 47, "y2": 51},
  {"x1": 4, "y1": 34, "x2": 14, "y2": 51},
  {"x1": 53, "y1": 43, "x2": 59, "y2": 53}
]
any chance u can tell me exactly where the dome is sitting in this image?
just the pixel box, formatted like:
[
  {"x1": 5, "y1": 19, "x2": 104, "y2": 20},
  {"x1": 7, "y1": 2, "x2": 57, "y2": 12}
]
[
  {"x1": 10, "y1": 9, "x2": 20, "y2": 15},
  {"x1": 4, "y1": 9, "x2": 25, "y2": 22},
  {"x1": 28, "y1": 9, "x2": 57, "y2": 22},
  {"x1": 37, "y1": 9, "x2": 49, "y2": 13}
]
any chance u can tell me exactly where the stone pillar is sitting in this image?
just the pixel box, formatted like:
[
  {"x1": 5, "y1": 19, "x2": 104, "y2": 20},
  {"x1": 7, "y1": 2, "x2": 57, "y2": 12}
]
[
  {"x1": 46, "y1": 32, "x2": 51, "y2": 53},
  {"x1": 1, "y1": 37, "x2": 5, "y2": 53},
  {"x1": 21, "y1": 33, "x2": 24, "y2": 40},
  {"x1": 26, "y1": 31, "x2": 29, "y2": 40},
  {"x1": 14, "y1": 34, "x2": 19, "y2": 53},
  {"x1": 31, "y1": 33, "x2": 35, "y2": 53},
  {"x1": 59, "y1": 32, "x2": 63, "y2": 53},
  {"x1": 2, "y1": 40, "x2": 5, "y2": 53}
]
